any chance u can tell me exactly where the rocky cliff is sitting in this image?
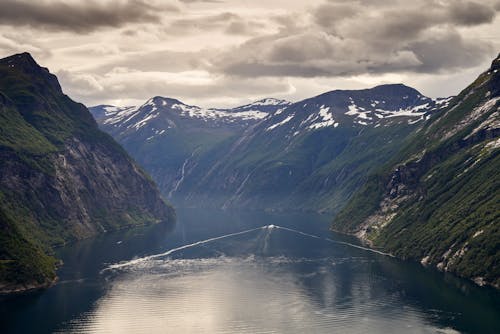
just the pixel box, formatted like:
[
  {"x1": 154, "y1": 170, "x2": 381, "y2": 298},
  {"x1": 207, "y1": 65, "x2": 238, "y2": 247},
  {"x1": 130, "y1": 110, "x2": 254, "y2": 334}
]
[{"x1": 0, "y1": 53, "x2": 175, "y2": 293}]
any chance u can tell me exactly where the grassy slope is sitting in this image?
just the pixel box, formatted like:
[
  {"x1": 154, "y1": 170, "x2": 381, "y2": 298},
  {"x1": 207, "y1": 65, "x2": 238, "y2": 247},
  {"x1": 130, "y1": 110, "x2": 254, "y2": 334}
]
[{"x1": 333, "y1": 56, "x2": 500, "y2": 287}]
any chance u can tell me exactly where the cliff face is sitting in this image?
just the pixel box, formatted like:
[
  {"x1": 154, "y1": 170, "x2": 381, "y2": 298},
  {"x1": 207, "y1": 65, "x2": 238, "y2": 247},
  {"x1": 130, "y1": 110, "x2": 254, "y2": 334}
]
[
  {"x1": 0, "y1": 53, "x2": 175, "y2": 293},
  {"x1": 333, "y1": 54, "x2": 500, "y2": 288}
]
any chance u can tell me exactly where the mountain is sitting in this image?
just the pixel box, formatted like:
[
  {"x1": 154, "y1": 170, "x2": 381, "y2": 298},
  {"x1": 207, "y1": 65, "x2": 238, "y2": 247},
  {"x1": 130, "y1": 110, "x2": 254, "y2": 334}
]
[
  {"x1": 333, "y1": 55, "x2": 500, "y2": 288},
  {"x1": 92, "y1": 84, "x2": 449, "y2": 213},
  {"x1": 177, "y1": 84, "x2": 450, "y2": 212},
  {"x1": 91, "y1": 97, "x2": 290, "y2": 133},
  {"x1": 0, "y1": 53, "x2": 175, "y2": 293},
  {"x1": 89, "y1": 97, "x2": 290, "y2": 197}
]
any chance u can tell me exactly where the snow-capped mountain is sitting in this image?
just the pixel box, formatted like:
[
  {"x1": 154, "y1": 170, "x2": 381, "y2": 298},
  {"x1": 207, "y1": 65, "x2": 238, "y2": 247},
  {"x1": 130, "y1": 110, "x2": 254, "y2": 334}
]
[
  {"x1": 228, "y1": 98, "x2": 292, "y2": 114},
  {"x1": 90, "y1": 84, "x2": 452, "y2": 213},
  {"x1": 90, "y1": 96, "x2": 290, "y2": 136},
  {"x1": 89, "y1": 96, "x2": 291, "y2": 194},
  {"x1": 260, "y1": 84, "x2": 451, "y2": 136}
]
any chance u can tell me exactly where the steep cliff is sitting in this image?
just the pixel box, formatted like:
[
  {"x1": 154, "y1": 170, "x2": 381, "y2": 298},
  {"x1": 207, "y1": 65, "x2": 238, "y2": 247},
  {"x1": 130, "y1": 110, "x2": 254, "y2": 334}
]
[
  {"x1": 0, "y1": 53, "x2": 175, "y2": 293},
  {"x1": 333, "y1": 54, "x2": 500, "y2": 288}
]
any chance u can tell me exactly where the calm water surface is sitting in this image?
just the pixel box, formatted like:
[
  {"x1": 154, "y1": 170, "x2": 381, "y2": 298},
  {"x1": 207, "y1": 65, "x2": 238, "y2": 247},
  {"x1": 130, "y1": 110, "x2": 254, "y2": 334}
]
[{"x1": 1, "y1": 209, "x2": 499, "y2": 333}]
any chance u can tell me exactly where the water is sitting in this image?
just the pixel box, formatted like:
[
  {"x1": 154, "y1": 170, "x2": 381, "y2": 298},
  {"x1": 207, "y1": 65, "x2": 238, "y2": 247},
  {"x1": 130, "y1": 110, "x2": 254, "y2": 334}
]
[{"x1": 1, "y1": 209, "x2": 499, "y2": 333}]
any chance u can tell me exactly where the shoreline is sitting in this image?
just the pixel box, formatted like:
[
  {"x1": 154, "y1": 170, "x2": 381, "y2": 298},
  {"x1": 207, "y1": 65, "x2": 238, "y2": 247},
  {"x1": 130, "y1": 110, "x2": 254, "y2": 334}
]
[
  {"x1": 0, "y1": 276, "x2": 58, "y2": 296},
  {"x1": 330, "y1": 226, "x2": 499, "y2": 290}
]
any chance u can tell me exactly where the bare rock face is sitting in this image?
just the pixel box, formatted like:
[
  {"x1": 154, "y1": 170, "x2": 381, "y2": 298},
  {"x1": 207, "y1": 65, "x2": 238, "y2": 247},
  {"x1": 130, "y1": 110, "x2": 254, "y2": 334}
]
[{"x1": 0, "y1": 52, "x2": 175, "y2": 293}]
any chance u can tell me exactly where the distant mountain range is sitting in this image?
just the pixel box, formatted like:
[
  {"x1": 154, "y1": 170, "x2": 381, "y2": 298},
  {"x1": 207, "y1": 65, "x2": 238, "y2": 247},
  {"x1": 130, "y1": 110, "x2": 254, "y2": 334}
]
[
  {"x1": 90, "y1": 83, "x2": 452, "y2": 213},
  {"x1": 0, "y1": 53, "x2": 175, "y2": 293}
]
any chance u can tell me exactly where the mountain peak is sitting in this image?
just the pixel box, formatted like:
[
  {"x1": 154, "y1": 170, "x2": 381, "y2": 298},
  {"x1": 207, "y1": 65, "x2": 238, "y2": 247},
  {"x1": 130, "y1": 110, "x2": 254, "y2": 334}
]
[
  {"x1": 146, "y1": 96, "x2": 187, "y2": 108},
  {"x1": 0, "y1": 52, "x2": 62, "y2": 94},
  {"x1": 369, "y1": 83, "x2": 422, "y2": 96},
  {"x1": 249, "y1": 98, "x2": 291, "y2": 106},
  {"x1": 0, "y1": 52, "x2": 38, "y2": 67},
  {"x1": 486, "y1": 53, "x2": 500, "y2": 97}
]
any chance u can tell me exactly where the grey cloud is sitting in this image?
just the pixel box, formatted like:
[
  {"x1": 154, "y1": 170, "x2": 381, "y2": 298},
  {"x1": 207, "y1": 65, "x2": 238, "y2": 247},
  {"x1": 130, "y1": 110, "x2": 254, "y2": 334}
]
[
  {"x1": 169, "y1": 12, "x2": 237, "y2": 31},
  {"x1": 449, "y1": 1, "x2": 496, "y2": 25},
  {"x1": 87, "y1": 49, "x2": 212, "y2": 74},
  {"x1": 11, "y1": 0, "x2": 498, "y2": 107},
  {"x1": 0, "y1": 0, "x2": 178, "y2": 33},
  {"x1": 406, "y1": 30, "x2": 493, "y2": 72},
  {"x1": 225, "y1": 20, "x2": 261, "y2": 35},
  {"x1": 314, "y1": 3, "x2": 359, "y2": 29},
  {"x1": 267, "y1": 33, "x2": 338, "y2": 62},
  {"x1": 178, "y1": 0, "x2": 223, "y2": 3},
  {"x1": 217, "y1": 28, "x2": 493, "y2": 78},
  {"x1": 166, "y1": 12, "x2": 264, "y2": 35},
  {"x1": 366, "y1": 11, "x2": 438, "y2": 40},
  {"x1": 212, "y1": 0, "x2": 497, "y2": 79}
]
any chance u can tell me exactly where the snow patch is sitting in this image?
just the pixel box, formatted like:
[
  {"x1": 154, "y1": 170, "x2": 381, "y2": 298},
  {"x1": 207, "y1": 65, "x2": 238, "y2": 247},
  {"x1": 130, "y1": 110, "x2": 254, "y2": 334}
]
[
  {"x1": 266, "y1": 115, "x2": 294, "y2": 131},
  {"x1": 307, "y1": 106, "x2": 339, "y2": 129}
]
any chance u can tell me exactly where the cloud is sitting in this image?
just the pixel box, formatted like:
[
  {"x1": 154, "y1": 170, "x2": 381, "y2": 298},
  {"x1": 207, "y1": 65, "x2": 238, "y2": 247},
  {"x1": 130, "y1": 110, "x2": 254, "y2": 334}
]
[
  {"x1": 0, "y1": 0, "x2": 178, "y2": 33},
  {"x1": 406, "y1": 29, "x2": 493, "y2": 72},
  {"x1": 165, "y1": 12, "x2": 266, "y2": 36},
  {"x1": 448, "y1": 1, "x2": 496, "y2": 26},
  {"x1": 81, "y1": 49, "x2": 213, "y2": 74},
  {"x1": 57, "y1": 69, "x2": 104, "y2": 97},
  {"x1": 0, "y1": 33, "x2": 51, "y2": 58},
  {"x1": 212, "y1": 0, "x2": 497, "y2": 78},
  {"x1": 57, "y1": 67, "x2": 291, "y2": 107},
  {"x1": 178, "y1": 0, "x2": 223, "y2": 3},
  {"x1": 2, "y1": 0, "x2": 498, "y2": 107},
  {"x1": 179, "y1": 0, "x2": 222, "y2": 3},
  {"x1": 313, "y1": 3, "x2": 359, "y2": 29}
]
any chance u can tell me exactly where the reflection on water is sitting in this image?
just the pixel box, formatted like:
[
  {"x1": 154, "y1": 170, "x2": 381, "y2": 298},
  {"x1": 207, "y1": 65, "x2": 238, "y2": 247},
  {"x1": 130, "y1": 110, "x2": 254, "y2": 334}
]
[
  {"x1": 60, "y1": 258, "x2": 459, "y2": 333},
  {"x1": 1, "y1": 209, "x2": 499, "y2": 334}
]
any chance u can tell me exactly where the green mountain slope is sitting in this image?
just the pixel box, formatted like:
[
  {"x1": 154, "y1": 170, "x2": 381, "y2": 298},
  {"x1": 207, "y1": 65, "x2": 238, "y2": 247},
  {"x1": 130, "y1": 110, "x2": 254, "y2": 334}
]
[
  {"x1": 333, "y1": 54, "x2": 500, "y2": 288},
  {"x1": 0, "y1": 53, "x2": 175, "y2": 293}
]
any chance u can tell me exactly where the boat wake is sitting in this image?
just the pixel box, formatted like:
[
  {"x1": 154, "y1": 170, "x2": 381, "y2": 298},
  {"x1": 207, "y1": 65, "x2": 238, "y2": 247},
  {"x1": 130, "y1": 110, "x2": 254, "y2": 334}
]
[{"x1": 104, "y1": 224, "x2": 392, "y2": 272}]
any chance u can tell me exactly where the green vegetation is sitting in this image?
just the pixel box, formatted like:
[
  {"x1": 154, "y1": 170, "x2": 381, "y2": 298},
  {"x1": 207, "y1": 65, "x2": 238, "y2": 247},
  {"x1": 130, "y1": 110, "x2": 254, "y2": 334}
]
[
  {"x1": 0, "y1": 207, "x2": 57, "y2": 288},
  {"x1": 0, "y1": 53, "x2": 174, "y2": 292},
  {"x1": 333, "y1": 55, "x2": 500, "y2": 288}
]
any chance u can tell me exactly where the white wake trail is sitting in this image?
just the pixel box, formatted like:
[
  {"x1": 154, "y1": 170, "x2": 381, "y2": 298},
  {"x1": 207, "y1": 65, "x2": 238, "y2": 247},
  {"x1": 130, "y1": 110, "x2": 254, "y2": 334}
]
[
  {"x1": 105, "y1": 224, "x2": 392, "y2": 272},
  {"x1": 106, "y1": 226, "x2": 269, "y2": 271},
  {"x1": 276, "y1": 225, "x2": 394, "y2": 257}
]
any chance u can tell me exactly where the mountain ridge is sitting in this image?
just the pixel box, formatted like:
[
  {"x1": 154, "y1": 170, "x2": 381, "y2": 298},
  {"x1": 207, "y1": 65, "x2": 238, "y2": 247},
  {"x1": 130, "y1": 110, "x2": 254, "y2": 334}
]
[{"x1": 92, "y1": 82, "x2": 451, "y2": 214}]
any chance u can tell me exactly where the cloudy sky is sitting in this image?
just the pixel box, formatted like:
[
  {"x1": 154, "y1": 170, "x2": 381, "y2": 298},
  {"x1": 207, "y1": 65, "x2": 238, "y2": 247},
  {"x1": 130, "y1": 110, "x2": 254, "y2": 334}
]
[{"x1": 0, "y1": 0, "x2": 499, "y2": 108}]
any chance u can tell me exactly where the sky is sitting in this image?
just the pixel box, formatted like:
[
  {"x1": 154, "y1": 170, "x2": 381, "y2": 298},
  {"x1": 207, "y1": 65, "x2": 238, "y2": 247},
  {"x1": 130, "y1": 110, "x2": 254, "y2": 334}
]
[{"x1": 0, "y1": 0, "x2": 499, "y2": 108}]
